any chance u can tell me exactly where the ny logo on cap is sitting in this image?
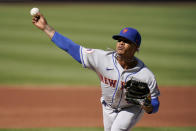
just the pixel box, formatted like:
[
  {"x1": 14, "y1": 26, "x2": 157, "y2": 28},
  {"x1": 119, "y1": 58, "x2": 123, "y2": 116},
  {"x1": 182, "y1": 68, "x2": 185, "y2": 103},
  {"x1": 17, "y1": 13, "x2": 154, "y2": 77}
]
[{"x1": 123, "y1": 28, "x2": 128, "y2": 34}]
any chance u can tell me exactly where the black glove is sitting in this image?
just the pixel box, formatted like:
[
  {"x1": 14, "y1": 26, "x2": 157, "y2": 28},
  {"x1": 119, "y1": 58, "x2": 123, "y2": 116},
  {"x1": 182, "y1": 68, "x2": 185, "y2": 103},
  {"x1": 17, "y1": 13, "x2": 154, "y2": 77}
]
[{"x1": 124, "y1": 79, "x2": 150, "y2": 106}]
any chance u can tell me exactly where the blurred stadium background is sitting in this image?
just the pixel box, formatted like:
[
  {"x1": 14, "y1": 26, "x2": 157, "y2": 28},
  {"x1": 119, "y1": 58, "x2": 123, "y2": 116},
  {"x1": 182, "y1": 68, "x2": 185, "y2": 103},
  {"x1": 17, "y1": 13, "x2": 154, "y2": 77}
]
[{"x1": 0, "y1": 0, "x2": 195, "y2": 86}]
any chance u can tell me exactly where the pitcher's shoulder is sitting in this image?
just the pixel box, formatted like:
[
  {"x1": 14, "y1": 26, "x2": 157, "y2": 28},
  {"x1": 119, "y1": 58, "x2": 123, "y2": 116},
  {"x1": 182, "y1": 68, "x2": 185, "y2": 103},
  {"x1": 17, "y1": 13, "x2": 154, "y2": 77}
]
[
  {"x1": 141, "y1": 66, "x2": 155, "y2": 78},
  {"x1": 136, "y1": 58, "x2": 156, "y2": 79},
  {"x1": 81, "y1": 47, "x2": 111, "y2": 55}
]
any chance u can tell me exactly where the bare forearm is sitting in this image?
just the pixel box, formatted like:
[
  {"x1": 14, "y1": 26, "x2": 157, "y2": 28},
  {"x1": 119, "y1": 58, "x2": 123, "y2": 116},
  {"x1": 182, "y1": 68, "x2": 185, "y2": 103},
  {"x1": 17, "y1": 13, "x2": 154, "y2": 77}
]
[
  {"x1": 32, "y1": 12, "x2": 55, "y2": 39},
  {"x1": 43, "y1": 25, "x2": 55, "y2": 39},
  {"x1": 142, "y1": 105, "x2": 153, "y2": 114},
  {"x1": 141, "y1": 95, "x2": 153, "y2": 114}
]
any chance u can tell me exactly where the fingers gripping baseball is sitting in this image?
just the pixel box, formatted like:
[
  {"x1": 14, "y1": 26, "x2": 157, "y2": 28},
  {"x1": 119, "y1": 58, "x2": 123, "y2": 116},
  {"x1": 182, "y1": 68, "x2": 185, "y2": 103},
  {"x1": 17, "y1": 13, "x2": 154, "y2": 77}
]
[
  {"x1": 30, "y1": 8, "x2": 55, "y2": 39},
  {"x1": 32, "y1": 13, "x2": 48, "y2": 30}
]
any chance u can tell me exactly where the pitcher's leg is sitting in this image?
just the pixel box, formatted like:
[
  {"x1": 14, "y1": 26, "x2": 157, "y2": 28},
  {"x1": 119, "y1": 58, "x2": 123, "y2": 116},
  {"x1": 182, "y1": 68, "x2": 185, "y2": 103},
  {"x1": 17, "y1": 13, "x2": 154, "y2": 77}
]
[
  {"x1": 111, "y1": 106, "x2": 144, "y2": 131},
  {"x1": 102, "y1": 104, "x2": 118, "y2": 131}
]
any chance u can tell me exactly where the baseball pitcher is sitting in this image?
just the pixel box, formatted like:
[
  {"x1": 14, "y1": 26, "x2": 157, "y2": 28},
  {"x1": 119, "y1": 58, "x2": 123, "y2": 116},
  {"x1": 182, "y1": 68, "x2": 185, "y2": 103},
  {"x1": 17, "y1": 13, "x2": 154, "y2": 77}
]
[{"x1": 32, "y1": 12, "x2": 160, "y2": 131}]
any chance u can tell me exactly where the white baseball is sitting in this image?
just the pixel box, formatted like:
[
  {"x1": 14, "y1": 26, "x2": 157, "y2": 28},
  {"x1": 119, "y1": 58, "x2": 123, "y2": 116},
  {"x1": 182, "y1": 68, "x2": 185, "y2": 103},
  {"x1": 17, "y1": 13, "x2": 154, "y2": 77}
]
[{"x1": 30, "y1": 7, "x2": 39, "y2": 16}]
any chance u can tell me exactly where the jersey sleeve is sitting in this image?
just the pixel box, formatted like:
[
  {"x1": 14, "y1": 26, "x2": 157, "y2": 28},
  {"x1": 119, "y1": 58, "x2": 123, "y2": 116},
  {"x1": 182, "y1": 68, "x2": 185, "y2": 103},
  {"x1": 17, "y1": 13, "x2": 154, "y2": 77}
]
[
  {"x1": 51, "y1": 32, "x2": 81, "y2": 63},
  {"x1": 80, "y1": 47, "x2": 105, "y2": 71},
  {"x1": 149, "y1": 78, "x2": 160, "y2": 99},
  {"x1": 147, "y1": 75, "x2": 160, "y2": 113}
]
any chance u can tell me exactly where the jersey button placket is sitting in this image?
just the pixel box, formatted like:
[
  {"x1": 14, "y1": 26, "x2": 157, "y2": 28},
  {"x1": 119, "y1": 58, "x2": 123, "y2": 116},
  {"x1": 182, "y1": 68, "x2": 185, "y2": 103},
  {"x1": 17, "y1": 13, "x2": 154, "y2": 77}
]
[{"x1": 115, "y1": 72, "x2": 125, "y2": 110}]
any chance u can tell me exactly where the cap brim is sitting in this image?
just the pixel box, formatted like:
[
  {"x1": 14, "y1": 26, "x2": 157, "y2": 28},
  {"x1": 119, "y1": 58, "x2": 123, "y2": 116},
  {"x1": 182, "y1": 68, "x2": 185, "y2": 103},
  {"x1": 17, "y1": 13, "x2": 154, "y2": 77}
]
[
  {"x1": 112, "y1": 35, "x2": 124, "y2": 40},
  {"x1": 112, "y1": 35, "x2": 136, "y2": 45}
]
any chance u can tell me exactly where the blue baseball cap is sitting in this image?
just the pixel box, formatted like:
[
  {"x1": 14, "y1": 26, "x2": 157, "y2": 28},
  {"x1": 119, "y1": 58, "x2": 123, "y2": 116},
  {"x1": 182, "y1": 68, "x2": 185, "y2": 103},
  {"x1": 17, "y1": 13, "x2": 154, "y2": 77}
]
[{"x1": 112, "y1": 27, "x2": 141, "y2": 47}]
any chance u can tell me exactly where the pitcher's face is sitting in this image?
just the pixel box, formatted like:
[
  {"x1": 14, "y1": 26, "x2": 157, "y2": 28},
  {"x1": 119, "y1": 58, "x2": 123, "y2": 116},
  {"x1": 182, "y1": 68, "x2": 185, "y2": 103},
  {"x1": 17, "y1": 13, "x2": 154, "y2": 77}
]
[{"x1": 116, "y1": 38, "x2": 137, "y2": 57}]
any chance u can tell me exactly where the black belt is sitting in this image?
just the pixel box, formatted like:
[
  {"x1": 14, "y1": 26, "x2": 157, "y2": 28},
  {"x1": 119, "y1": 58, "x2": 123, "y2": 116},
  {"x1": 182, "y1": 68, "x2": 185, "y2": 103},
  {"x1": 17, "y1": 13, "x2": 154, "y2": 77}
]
[{"x1": 102, "y1": 100, "x2": 130, "y2": 113}]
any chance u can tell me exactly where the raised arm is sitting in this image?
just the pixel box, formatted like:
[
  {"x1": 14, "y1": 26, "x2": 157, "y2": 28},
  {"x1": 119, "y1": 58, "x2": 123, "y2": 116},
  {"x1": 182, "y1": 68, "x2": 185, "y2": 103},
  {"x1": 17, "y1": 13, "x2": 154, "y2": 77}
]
[{"x1": 32, "y1": 12, "x2": 81, "y2": 63}]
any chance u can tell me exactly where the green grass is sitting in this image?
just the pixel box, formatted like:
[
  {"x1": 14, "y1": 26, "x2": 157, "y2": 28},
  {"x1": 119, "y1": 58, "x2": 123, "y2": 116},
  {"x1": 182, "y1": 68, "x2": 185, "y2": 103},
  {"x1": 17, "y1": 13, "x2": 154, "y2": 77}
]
[
  {"x1": 0, "y1": 3, "x2": 196, "y2": 86},
  {"x1": 0, "y1": 127, "x2": 196, "y2": 131}
]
